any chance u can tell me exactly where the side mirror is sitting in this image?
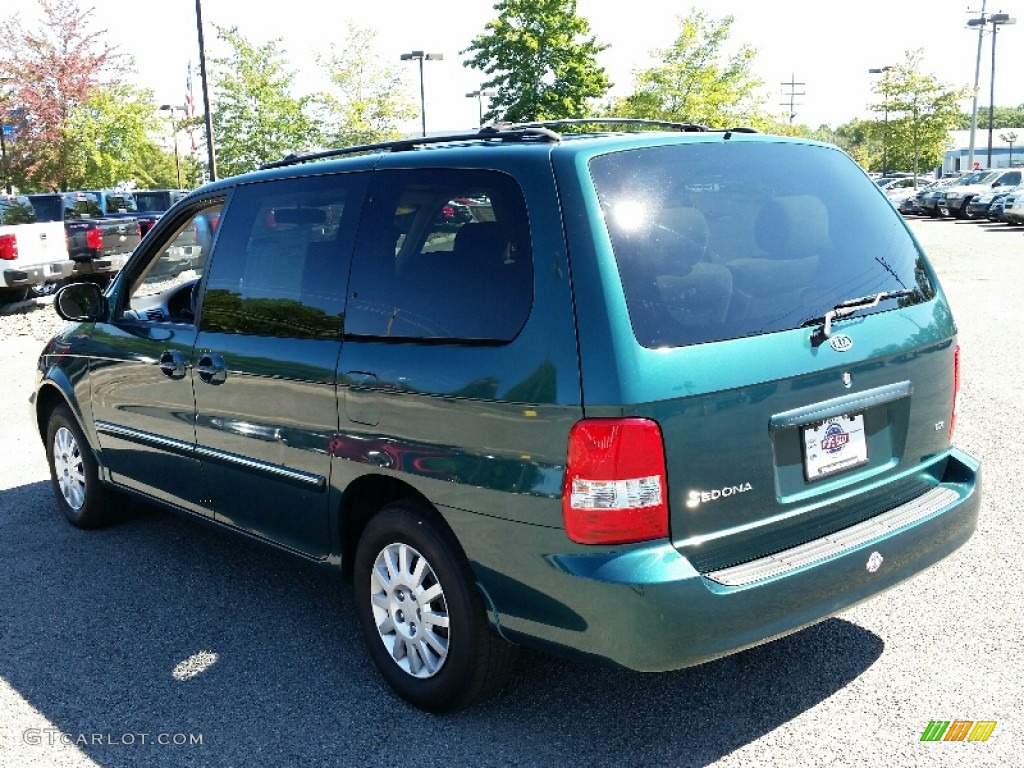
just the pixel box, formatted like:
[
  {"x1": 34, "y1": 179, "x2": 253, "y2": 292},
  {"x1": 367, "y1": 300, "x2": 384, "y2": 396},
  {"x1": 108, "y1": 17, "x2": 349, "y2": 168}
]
[{"x1": 55, "y1": 281, "x2": 106, "y2": 322}]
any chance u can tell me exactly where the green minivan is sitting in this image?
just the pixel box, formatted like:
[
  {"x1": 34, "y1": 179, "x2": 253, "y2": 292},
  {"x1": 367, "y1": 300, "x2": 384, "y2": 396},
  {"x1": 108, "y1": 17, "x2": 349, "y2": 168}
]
[{"x1": 33, "y1": 121, "x2": 980, "y2": 712}]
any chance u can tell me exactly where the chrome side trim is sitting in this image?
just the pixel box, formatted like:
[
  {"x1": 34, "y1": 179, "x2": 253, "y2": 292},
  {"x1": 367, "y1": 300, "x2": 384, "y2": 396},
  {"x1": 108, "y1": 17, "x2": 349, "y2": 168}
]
[
  {"x1": 96, "y1": 421, "x2": 194, "y2": 455},
  {"x1": 193, "y1": 444, "x2": 326, "y2": 490},
  {"x1": 705, "y1": 486, "x2": 959, "y2": 587},
  {"x1": 95, "y1": 420, "x2": 325, "y2": 490}
]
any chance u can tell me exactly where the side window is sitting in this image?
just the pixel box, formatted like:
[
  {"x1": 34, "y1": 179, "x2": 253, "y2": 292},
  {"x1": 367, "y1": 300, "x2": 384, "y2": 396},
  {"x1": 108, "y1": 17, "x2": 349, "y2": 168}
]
[
  {"x1": 199, "y1": 174, "x2": 365, "y2": 339},
  {"x1": 123, "y1": 201, "x2": 224, "y2": 323},
  {"x1": 346, "y1": 169, "x2": 533, "y2": 341}
]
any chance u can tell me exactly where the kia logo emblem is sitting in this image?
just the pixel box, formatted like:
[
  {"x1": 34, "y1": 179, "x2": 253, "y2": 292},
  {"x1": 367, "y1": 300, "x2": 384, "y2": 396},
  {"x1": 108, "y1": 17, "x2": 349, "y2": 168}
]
[{"x1": 830, "y1": 334, "x2": 853, "y2": 352}]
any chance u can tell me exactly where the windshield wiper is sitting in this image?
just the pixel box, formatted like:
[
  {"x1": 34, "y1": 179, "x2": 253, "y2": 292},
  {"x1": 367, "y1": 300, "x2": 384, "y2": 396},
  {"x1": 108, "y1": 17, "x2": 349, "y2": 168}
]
[{"x1": 803, "y1": 290, "x2": 912, "y2": 344}]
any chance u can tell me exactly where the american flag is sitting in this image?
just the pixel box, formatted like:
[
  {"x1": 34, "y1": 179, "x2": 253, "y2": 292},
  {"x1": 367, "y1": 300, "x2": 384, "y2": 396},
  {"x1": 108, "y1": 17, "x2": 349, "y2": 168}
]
[{"x1": 185, "y1": 62, "x2": 197, "y2": 152}]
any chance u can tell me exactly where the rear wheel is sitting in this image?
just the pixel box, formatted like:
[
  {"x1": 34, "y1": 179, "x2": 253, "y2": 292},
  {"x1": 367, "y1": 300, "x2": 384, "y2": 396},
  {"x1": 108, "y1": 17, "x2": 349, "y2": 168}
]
[
  {"x1": 45, "y1": 404, "x2": 114, "y2": 529},
  {"x1": 353, "y1": 501, "x2": 516, "y2": 712}
]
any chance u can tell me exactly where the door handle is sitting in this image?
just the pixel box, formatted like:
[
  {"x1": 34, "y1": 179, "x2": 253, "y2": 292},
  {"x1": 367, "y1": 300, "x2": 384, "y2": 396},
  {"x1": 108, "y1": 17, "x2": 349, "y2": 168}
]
[
  {"x1": 196, "y1": 353, "x2": 227, "y2": 385},
  {"x1": 158, "y1": 350, "x2": 188, "y2": 380}
]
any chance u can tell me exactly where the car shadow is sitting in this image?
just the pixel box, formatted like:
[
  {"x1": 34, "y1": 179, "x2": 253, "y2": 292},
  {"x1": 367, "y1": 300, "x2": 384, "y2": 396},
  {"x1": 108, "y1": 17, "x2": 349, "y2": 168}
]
[{"x1": 1, "y1": 482, "x2": 883, "y2": 768}]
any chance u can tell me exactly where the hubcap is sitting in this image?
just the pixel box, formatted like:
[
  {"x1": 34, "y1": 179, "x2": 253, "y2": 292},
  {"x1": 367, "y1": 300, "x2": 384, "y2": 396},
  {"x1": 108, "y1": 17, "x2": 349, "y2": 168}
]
[
  {"x1": 369, "y1": 542, "x2": 450, "y2": 678},
  {"x1": 53, "y1": 426, "x2": 86, "y2": 511}
]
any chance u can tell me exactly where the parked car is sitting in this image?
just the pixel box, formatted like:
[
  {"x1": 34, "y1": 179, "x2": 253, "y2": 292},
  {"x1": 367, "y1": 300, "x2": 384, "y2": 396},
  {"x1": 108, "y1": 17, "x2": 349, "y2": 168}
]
[
  {"x1": 897, "y1": 179, "x2": 943, "y2": 216},
  {"x1": 133, "y1": 189, "x2": 188, "y2": 237},
  {"x1": 0, "y1": 194, "x2": 72, "y2": 302},
  {"x1": 938, "y1": 168, "x2": 1023, "y2": 219},
  {"x1": 986, "y1": 186, "x2": 1019, "y2": 222},
  {"x1": 27, "y1": 192, "x2": 141, "y2": 285},
  {"x1": 915, "y1": 176, "x2": 963, "y2": 218},
  {"x1": 34, "y1": 121, "x2": 980, "y2": 713},
  {"x1": 1002, "y1": 188, "x2": 1024, "y2": 224}
]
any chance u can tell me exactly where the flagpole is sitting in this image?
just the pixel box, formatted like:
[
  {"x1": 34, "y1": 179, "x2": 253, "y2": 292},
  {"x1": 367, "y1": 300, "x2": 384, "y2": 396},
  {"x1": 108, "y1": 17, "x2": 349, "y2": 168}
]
[{"x1": 195, "y1": 0, "x2": 217, "y2": 181}]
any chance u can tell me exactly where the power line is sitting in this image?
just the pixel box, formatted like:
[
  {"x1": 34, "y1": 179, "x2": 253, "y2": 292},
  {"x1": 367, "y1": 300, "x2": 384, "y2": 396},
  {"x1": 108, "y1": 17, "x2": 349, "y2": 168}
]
[{"x1": 780, "y1": 73, "x2": 806, "y2": 124}]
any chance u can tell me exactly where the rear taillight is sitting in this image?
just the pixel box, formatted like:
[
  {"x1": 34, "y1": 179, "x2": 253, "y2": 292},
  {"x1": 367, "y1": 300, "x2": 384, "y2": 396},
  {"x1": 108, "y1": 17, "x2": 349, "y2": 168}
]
[
  {"x1": 950, "y1": 345, "x2": 961, "y2": 440},
  {"x1": 85, "y1": 227, "x2": 103, "y2": 251},
  {"x1": 0, "y1": 233, "x2": 18, "y2": 260},
  {"x1": 562, "y1": 418, "x2": 669, "y2": 545}
]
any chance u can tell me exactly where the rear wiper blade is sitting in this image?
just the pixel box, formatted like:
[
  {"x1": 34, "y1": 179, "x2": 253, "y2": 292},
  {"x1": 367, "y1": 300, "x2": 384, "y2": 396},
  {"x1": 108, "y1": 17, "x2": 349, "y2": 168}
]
[{"x1": 803, "y1": 290, "x2": 913, "y2": 343}]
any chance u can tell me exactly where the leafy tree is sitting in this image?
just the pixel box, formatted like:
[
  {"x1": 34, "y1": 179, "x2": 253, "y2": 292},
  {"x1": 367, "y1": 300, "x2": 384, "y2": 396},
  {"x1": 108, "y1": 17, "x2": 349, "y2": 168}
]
[
  {"x1": 0, "y1": 0, "x2": 122, "y2": 190},
  {"x1": 953, "y1": 105, "x2": 1024, "y2": 131},
  {"x1": 868, "y1": 50, "x2": 968, "y2": 175},
  {"x1": 210, "y1": 26, "x2": 322, "y2": 177},
  {"x1": 462, "y1": 0, "x2": 611, "y2": 123},
  {"x1": 313, "y1": 24, "x2": 417, "y2": 147},
  {"x1": 608, "y1": 11, "x2": 769, "y2": 130},
  {"x1": 64, "y1": 84, "x2": 177, "y2": 189}
]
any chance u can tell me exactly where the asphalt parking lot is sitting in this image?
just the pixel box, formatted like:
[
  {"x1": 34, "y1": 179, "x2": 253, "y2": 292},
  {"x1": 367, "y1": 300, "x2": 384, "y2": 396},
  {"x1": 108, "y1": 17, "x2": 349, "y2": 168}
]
[{"x1": 0, "y1": 216, "x2": 1020, "y2": 768}]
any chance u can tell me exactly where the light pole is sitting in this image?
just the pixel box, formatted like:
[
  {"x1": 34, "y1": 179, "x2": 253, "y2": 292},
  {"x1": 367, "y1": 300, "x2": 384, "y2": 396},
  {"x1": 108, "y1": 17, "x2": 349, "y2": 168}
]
[
  {"x1": 968, "y1": 10, "x2": 1015, "y2": 168},
  {"x1": 966, "y1": 0, "x2": 988, "y2": 172},
  {"x1": 160, "y1": 105, "x2": 184, "y2": 188},
  {"x1": 986, "y1": 13, "x2": 1015, "y2": 167},
  {"x1": 465, "y1": 89, "x2": 495, "y2": 126},
  {"x1": 400, "y1": 50, "x2": 443, "y2": 137},
  {"x1": 195, "y1": 0, "x2": 217, "y2": 181},
  {"x1": 1000, "y1": 131, "x2": 1017, "y2": 166},
  {"x1": 868, "y1": 66, "x2": 891, "y2": 176}
]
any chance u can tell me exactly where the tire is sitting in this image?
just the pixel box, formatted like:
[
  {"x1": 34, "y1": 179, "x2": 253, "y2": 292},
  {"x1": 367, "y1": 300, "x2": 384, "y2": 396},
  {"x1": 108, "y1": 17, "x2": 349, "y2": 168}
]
[
  {"x1": 0, "y1": 287, "x2": 29, "y2": 305},
  {"x1": 28, "y1": 279, "x2": 63, "y2": 299},
  {"x1": 45, "y1": 404, "x2": 114, "y2": 529},
  {"x1": 353, "y1": 501, "x2": 516, "y2": 712}
]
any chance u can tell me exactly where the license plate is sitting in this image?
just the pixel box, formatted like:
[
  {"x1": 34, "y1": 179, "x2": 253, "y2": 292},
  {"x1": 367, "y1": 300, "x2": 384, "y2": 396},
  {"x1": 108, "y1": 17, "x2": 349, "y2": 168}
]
[{"x1": 802, "y1": 413, "x2": 868, "y2": 481}]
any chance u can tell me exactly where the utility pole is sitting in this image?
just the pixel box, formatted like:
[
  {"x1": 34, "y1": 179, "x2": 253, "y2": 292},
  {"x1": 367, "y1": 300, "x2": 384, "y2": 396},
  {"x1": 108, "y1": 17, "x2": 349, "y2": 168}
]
[
  {"x1": 779, "y1": 74, "x2": 805, "y2": 125},
  {"x1": 966, "y1": 1, "x2": 988, "y2": 171}
]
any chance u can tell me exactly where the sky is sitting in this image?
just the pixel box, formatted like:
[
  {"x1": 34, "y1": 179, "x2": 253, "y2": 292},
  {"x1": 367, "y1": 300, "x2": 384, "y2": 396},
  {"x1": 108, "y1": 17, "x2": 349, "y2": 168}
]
[{"x1": 16, "y1": 0, "x2": 1024, "y2": 135}]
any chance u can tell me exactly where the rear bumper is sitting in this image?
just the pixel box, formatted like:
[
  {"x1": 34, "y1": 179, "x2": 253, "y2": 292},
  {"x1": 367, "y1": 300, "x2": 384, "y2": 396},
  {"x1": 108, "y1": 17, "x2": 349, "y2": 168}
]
[
  {"x1": 3, "y1": 259, "x2": 75, "y2": 288},
  {"x1": 71, "y1": 253, "x2": 129, "y2": 275},
  {"x1": 474, "y1": 449, "x2": 980, "y2": 671}
]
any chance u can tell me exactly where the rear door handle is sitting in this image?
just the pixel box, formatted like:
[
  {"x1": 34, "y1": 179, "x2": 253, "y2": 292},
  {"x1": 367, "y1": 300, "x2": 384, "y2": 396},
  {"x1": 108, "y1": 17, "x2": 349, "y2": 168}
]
[{"x1": 196, "y1": 353, "x2": 227, "y2": 385}]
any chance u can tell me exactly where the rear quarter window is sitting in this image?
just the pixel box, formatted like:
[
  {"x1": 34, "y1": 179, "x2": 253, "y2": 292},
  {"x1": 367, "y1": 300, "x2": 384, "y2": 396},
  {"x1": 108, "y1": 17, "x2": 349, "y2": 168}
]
[
  {"x1": 345, "y1": 168, "x2": 533, "y2": 342},
  {"x1": 589, "y1": 141, "x2": 935, "y2": 348}
]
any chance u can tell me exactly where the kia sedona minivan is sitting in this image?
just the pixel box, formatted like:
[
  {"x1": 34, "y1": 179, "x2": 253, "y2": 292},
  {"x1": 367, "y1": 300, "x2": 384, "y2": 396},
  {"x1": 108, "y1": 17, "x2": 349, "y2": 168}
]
[{"x1": 34, "y1": 120, "x2": 980, "y2": 712}]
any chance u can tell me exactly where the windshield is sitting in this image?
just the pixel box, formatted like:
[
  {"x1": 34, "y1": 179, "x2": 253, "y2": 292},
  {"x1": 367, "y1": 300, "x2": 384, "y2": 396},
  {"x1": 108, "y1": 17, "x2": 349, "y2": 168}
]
[{"x1": 589, "y1": 141, "x2": 934, "y2": 349}]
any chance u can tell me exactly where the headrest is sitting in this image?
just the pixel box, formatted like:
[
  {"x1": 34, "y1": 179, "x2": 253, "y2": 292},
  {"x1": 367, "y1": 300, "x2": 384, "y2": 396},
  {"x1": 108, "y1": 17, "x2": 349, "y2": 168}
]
[
  {"x1": 754, "y1": 195, "x2": 829, "y2": 257},
  {"x1": 453, "y1": 222, "x2": 510, "y2": 263}
]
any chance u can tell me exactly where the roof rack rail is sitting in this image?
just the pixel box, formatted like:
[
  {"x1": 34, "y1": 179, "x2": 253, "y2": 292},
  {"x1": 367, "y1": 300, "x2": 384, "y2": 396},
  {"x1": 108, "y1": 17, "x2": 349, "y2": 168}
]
[
  {"x1": 508, "y1": 118, "x2": 709, "y2": 133},
  {"x1": 260, "y1": 126, "x2": 562, "y2": 170}
]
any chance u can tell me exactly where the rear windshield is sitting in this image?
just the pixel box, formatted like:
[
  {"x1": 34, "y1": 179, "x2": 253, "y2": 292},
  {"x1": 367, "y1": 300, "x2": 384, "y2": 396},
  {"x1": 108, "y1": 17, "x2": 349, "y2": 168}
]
[
  {"x1": 0, "y1": 197, "x2": 36, "y2": 224},
  {"x1": 104, "y1": 193, "x2": 137, "y2": 213},
  {"x1": 134, "y1": 191, "x2": 172, "y2": 212},
  {"x1": 589, "y1": 141, "x2": 935, "y2": 348}
]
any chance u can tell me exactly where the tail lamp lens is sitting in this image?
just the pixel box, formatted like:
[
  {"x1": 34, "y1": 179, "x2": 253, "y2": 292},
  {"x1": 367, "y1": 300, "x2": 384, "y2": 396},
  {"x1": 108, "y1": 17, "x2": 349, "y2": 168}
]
[{"x1": 562, "y1": 418, "x2": 669, "y2": 545}]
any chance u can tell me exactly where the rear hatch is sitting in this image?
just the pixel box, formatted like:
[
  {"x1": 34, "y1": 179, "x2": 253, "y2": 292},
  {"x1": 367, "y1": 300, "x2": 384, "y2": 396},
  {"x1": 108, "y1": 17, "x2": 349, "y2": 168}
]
[{"x1": 574, "y1": 137, "x2": 958, "y2": 571}]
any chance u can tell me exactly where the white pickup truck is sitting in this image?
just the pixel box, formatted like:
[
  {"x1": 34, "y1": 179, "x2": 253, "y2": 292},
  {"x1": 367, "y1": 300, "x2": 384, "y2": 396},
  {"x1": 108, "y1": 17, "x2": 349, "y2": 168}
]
[{"x1": 0, "y1": 194, "x2": 75, "y2": 304}]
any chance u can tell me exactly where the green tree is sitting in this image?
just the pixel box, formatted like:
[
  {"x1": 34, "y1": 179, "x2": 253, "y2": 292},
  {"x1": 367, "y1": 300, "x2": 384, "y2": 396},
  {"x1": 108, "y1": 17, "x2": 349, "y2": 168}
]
[
  {"x1": 462, "y1": 0, "x2": 611, "y2": 123},
  {"x1": 954, "y1": 105, "x2": 1024, "y2": 130},
  {"x1": 64, "y1": 84, "x2": 177, "y2": 189},
  {"x1": 314, "y1": 24, "x2": 417, "y2": 147},
  {"x1": 0, "y1": 0, "x2": 122, "y2": 190},
  {"x1": 868, "y1": 51, "x2": 968, "y2": 175},
  {"x1": 210, "y1": 26, "x2": 321, "y2": 177},
  {"x1": 608, "y1": 10, "x2": 768, "y2": 130}
]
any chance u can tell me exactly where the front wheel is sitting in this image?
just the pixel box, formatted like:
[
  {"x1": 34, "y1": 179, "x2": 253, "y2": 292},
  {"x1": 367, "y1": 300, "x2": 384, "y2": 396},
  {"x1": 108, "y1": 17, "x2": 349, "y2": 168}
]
[
  {"x1": 45, "y1": 404, "x2": 113, "y2": 529},
  {"x1": 353, "y1": 502, "x2": 516, "y2": 712}
]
